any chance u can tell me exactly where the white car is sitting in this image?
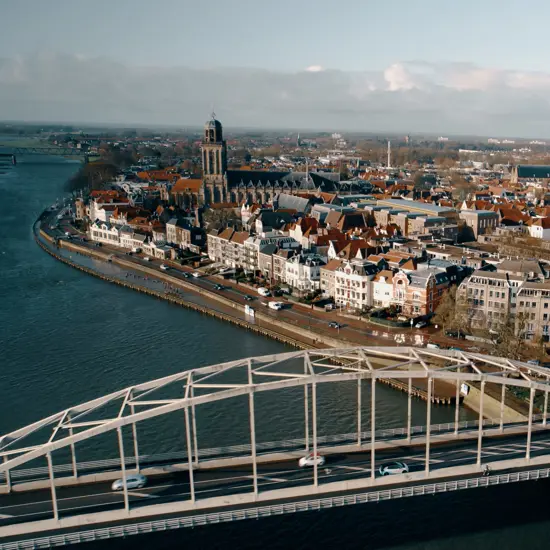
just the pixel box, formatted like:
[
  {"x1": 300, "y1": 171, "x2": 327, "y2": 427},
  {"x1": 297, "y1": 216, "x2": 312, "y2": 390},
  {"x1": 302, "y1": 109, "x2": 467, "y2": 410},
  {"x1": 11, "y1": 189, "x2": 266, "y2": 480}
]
[
  {"x1": 258, "y1": 287, "x2": 271, "y2": 297},
  {"x1": 160, "y1": 264, "x2": 169, "y2": 271},
  {"x1": 378, "y1": 462, "x2": 409, "y2": 476},
  {"x1": 143, "y1": 256, "x2": 151, "y2": 262},
  {"x1": 192, "y1": 272, "x2": 201, "y2": 278},
  {"x1": 298, "y1": 453, "x2": 326, "y2": 468},
  {"x1": 111, "y1": 474, "x2": 147, "y2": 491}
]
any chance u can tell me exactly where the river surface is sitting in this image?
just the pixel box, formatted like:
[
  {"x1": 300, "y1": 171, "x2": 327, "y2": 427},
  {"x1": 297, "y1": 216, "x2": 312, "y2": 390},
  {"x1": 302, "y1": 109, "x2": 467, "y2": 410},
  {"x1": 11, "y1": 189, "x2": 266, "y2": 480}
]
[{"x1": 1, "y1": 152, "x2": 549, "y2": 549}]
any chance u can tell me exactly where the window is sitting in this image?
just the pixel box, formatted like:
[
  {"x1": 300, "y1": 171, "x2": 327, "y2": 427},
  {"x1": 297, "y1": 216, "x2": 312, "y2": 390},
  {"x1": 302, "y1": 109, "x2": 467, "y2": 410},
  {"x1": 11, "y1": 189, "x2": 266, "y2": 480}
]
[
  {"x1": 520, "y1": 301, "x2": 524, "y2": 307},
  {"x1": 532, "y1": 302, "x2": 536, "y2": 308}
]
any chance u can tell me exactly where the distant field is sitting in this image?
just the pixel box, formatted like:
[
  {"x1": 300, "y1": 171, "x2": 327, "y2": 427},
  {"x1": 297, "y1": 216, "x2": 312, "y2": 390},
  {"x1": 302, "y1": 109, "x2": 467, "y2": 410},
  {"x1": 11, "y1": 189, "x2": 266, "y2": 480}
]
[{"x1": 0, "y1": 137, "x2": 50, "y2": 148}]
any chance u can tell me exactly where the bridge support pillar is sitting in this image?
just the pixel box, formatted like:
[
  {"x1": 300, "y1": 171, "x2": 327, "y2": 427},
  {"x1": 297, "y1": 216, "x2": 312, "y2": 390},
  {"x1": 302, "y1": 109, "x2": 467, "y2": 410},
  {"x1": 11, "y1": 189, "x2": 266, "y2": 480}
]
[
  {"x1": 526, "y1": 387, "x2": 535, "y2": 460},
  {"x1": 130, "y1": 402, "x2": 140, "y2": 472},
  {"x1": 407, "y1": 377, "x2": 412, "y2": 443},
  {"x1": 476, "y1": 380, "x2": 485, "y2": 466},
  {"x1": 425, "y1": 377, "x2": 432, "y2": 476},
  {"x1": 185, "y1": 406, "x2": 195, "y2": 502},
  {"x1": 357, "y1": 375, "x2": 362, "y2": 447},
  {"x1": 371, "y1": 377, "x2": 376, "y2": 480},
  {"x1": 543, "y1": 386, "x2": 548, "y2": 426},
  {"x1": 500, "y1": 383, "x2": 506, "y2": 433},
  {"x1": 248, "y1": 360, "x2": 258, "y2": 496},
  {"x1": 3, "y1": 456, "x2": 11, "y2": 493},
  {"x1": 304, "y1": 368, "x2": 309, "y2": 452},
  {"x1": 312, "y1": 380, "x2": 318, "y2": 487},
  {"x1": 191, "y1": 385, "x2": 199, "y2": 467},
  {"x1": 454, "y1": 378, "x2": 460, "y2": 436},
  {"x1": 46, "y1": 452, "x2": 59, "y2": 521},
  {"x1": 117, "y1": 427, "x2": 130, "y2": 514},
  {"x1": 68, "y1": 414, "x2": 77, "y2": 478}
]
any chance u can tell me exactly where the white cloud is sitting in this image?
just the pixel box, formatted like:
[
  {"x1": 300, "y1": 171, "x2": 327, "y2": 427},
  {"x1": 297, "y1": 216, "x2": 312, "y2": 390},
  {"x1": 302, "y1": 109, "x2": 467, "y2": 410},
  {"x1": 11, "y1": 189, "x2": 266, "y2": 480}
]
[
  {"x1": 305, "y1": 65, "x2": 324, "y2": 72},
  {"x1": 384, "y1": 63, "x2": 420, "y2": 91},
  {"x1": 2, "y1": 54, "x2": 550, "y2": 136}
]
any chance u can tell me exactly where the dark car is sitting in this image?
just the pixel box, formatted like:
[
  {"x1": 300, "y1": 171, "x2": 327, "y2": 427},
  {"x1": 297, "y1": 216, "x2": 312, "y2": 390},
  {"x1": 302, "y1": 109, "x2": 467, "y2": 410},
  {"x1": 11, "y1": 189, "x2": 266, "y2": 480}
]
[
  {"x1": 445, "y1": 330, "x2": 465, "y2": 339},
  {"x1": 214, "y1": 284, "x2": 225, "y2": 290},
  {"x1": 244, "y1": 295, "x2": 254, "y2": 301},
  {"x1": 328, "y1": 322, "x2": 342, "y2": 329}
]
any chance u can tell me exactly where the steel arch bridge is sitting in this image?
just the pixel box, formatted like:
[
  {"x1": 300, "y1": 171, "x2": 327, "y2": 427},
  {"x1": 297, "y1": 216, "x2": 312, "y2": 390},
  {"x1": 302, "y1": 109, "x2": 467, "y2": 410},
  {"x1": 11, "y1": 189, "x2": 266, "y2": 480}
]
[
  {"x1": 0, "y1": 146, "x2": 88, "y2": 156},
  {"x1": 1, "y1": 346, "x2": 550, "y2": 525}
]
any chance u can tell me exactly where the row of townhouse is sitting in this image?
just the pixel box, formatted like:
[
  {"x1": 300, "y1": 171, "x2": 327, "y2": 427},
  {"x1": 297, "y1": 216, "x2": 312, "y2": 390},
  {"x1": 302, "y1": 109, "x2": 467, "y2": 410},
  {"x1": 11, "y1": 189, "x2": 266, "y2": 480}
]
[
  {"x1": 89, "y1": 221, "x2": 173, "y2": 259},
  {"x1": 458, "y1": 259, "x2": 550, "y2": 341},
  {"x1": 207, "y1": 229, "x2": 301, "y2": 271},
  {"x1": 207, "y1": 228, "x2": 327, "y2": 293},
  {"x1": 207, "y1": 226, "x2": 454, "y2": 312},
  {"x1": 320, "y1": 257, "x2": 451, "y2": 315}
]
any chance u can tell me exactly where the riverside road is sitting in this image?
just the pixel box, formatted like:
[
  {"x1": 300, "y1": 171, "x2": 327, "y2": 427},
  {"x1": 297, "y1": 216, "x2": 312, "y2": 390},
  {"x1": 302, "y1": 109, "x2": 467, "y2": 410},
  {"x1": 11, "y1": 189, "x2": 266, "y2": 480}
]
[{"x1": 2, "y1": 430, "x2": 550, "y2": 527}]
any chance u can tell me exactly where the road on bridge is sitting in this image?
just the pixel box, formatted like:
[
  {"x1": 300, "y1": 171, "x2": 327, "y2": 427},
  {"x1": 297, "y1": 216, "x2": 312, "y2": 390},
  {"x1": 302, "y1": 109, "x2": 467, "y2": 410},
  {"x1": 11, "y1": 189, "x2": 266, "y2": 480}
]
[{"x1": 2, "y1": 430, "x2": 549, "y2": 528}]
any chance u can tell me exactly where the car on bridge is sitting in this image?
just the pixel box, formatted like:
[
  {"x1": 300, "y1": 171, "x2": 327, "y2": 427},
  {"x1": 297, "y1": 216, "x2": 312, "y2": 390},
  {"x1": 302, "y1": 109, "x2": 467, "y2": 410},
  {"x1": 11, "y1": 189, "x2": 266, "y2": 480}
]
[
  {"x1": 378, "y1": 462, "x2": 409, "y2": 476},
  {"x1": 111, "y1": 474, "x2": 148, "y2": 491},
  {"x1": 298, "y1": 453, "x2": 326, "y2": 468}
]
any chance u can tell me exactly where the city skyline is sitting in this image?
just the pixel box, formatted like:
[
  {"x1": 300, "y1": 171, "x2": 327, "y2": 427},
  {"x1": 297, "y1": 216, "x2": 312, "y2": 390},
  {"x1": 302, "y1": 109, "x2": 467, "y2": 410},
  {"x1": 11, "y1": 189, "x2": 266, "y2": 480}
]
[{"x1": 3, "y1": 1, "x2": 550, "y2": 136}]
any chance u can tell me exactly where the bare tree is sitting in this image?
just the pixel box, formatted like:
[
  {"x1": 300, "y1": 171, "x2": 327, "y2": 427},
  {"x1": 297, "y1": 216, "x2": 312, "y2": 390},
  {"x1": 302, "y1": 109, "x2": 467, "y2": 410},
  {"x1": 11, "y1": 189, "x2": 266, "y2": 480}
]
[{"x1": 202, "y1": 208, "x2": 241, "y2": 230}]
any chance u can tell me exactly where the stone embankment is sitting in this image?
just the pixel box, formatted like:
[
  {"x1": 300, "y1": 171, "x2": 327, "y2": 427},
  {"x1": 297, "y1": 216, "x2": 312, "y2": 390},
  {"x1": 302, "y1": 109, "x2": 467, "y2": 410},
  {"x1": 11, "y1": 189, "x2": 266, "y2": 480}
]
[{"x1": 36, "y1": 229, "x2": 315, "y2": 351}]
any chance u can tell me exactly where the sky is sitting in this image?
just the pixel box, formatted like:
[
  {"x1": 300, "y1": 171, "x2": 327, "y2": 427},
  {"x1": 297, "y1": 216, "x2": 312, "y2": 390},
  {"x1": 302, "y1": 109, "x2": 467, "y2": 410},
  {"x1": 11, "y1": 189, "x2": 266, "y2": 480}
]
[{"x1": 2, "y1": 0, "x2": 550, "y2": 136}]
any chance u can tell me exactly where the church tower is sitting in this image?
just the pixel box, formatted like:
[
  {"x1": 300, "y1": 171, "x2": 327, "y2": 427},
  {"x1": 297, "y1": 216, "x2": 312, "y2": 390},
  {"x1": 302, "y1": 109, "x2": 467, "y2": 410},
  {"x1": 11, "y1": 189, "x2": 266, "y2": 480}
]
[{"x1": 201, "y1": 113, "x2": 227, "y2": 203}]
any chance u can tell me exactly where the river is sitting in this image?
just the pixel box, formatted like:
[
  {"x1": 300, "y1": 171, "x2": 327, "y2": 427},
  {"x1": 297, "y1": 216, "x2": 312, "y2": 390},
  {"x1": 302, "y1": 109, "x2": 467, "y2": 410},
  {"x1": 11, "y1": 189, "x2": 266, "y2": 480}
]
[{"x1": 1, "y1": 153, "x2": 549, "y2": 549}]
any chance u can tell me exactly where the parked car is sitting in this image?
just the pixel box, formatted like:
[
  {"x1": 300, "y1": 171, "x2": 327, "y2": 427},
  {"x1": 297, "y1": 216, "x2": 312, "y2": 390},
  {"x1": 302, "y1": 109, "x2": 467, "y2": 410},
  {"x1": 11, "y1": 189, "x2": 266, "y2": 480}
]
[
  {"x1": 378, "y1": 462, "x2": 409, "y2": 476},
  {"x1": 415, "y1": 321, "x2": 428, "y2": 329},
  {"x1": 182, "y1": 272, "x2": 190, "y2": 278},
  {"x1": 214, "y1": 284, "x2": 225, "y2": 290},
  {"x1": 268, "y1": 301, "x2": 284, "y2": 310},
  {"x1": 111, "y1": 474, "x2": 147, "y2": 491},
  {"x1": 445, "y1": 330, "x2": 465, "y2": 339},
  {"x1": 298, "y1": 453, "x2": 326, "y2": 468},
  {"x1": 243, "y1": 295, "x2": 254, "y2": 301},
  {"x1": 426, "y1": 343, "x2": 440, "y2": 349},
  {"x1": 160, "y1": 264, "x2": 169, "y2": 271},
  {"x1": 328, "y1": 321, "x2": 342, "y2": 329},
  {"x1": 192, "y1": 272, "x2": 201, "y2": 278},
  {"x1": 527, "y1": 359, "x2": 540, "y2": 366},
  {"x1": 258, "y1": 287, "x2": 271, "y2": 297},
  {"x1": 143, "y1": 256, "x2": 150, "y2": 262}
]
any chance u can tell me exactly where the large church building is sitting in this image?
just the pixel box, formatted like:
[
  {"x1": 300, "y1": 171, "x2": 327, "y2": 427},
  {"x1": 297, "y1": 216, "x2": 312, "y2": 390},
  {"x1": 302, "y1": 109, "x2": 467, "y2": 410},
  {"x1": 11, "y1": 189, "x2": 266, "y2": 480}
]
[{"x1": 199, "y1": 114, "x2": 341, "y2": 205}]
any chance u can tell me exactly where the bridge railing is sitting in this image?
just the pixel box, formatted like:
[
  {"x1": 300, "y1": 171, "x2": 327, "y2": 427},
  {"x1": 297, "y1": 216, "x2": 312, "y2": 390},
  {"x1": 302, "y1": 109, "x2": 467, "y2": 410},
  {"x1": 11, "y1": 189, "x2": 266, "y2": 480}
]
[
  {"x1": 4, "y1": 415, "x2": 544, "y2": 485},
  {"x1": 2, "y1": 466, "x2": 549, "y2": 549}
]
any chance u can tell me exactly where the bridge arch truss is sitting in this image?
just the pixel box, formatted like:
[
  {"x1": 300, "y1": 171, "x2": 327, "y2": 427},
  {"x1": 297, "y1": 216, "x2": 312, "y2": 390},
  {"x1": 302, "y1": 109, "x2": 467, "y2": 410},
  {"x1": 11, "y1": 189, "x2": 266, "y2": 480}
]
[{"x1": 1, "y1": 346, "x2": 550, "y2": 518}]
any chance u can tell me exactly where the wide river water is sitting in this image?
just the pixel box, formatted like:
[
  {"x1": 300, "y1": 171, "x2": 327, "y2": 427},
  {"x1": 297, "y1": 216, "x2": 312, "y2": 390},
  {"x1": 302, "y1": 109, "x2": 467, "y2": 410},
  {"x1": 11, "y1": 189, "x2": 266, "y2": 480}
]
[{"x1": 1, "y1": 153, "x2": 549, "y2": 549}]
